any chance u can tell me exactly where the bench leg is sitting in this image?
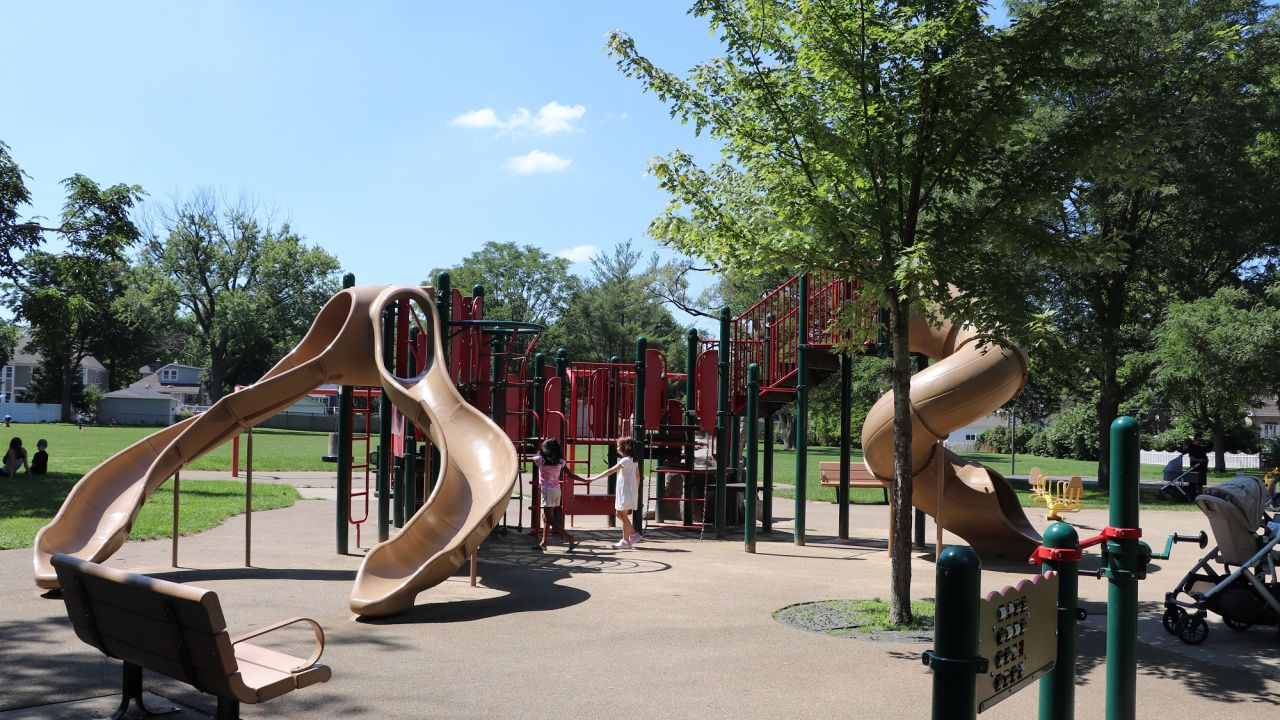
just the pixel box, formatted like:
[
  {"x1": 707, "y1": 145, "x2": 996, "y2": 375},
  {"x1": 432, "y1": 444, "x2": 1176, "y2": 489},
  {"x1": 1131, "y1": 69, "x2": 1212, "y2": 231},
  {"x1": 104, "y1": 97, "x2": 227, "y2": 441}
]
[
  {"x1": 216, "y1": 697, "x2": 241, "y2": 720},
  {"x1": 110, "y1": 662, "x2": 181, "y2": 719}
]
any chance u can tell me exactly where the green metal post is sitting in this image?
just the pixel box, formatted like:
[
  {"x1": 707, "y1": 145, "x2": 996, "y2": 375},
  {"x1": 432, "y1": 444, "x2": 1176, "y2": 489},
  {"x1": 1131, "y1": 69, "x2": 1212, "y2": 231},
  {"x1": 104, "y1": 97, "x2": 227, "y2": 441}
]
[
  {"x1": 336, "y1": 272, "x2": 354, "y2": 554},
  {"x1": 685, "y1": 329, "x2": 698, "y2": 526},
  {"x1": 838, "y1": 352, "x2": 852, "y2": 539},
  {"x1": 437, "y1": 272, "x2": 452, "y2": 367},
  {"x1": 762, "y1": 315, "x2": 774, "y2": 533},
  {"x1": 633, "y1": 337, "x2": 647, "y2": 533},
  {"x1": 1039, "y1": 522, "x2": 1080, "y2": 720},
  {"x1": 555, "y1": 348, "x2": 568, "y2": 411},
  {"x1": 1106, "y1": 416, "x2": 1143, "y2": 720},
  {"x1": 794, "y1": 273, "x2": 809, "y2": 546},
  {"x1": 745, "y1": 363, "x2": 759, "y2": 553},
  {"x1": 392, "y1": 456, "x2": 405, "y2": 527},
  {"x1": 531, "y1": 353, "x2": 545, "y2": 440},
  {"x1": 925, "y1": 545, "x2": 983, "y2": 720},
  {"x1": 490, "y1": 334, "x2": 505, "y2": 427},
  {"x1": 608, "y1": 355, "x2": 620, "y2": 528},
  {"x1": 377, "y1": 305, "x2": 394, "y2": 542},
  {"x1": 762, "y1": 412, "x2": 774, "y2": 534},
  {"x1": 716, "y1": 306, "x2": 731, "y2": 538},
  {"x1": 403, "y1": 326, "x2": 420, "y2": 518}
]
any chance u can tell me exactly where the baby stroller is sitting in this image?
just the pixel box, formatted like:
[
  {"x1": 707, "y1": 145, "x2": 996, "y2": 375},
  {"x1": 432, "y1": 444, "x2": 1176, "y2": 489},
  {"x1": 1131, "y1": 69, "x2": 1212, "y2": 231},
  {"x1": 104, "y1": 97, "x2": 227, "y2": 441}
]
[
  {"x1": 1157, "y1": 453, "x2": 1202, "y2": 502},
  {"x1": 1162, "y1": 474, "x2": 1280, "y2": 644}
]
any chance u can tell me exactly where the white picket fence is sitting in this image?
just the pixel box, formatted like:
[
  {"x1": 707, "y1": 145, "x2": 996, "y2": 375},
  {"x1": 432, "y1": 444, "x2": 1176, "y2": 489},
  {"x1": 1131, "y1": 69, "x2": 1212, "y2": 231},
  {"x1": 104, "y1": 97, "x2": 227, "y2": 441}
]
[{"x1": 1139, "y1": 450, "x2": 1261, "y2": 468}]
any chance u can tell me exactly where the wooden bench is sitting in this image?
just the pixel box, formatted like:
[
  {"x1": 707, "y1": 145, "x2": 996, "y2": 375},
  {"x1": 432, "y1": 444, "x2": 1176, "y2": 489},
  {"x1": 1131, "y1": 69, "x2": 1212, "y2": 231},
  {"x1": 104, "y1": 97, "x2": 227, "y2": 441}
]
[
  {"x1": 52, "y1": 553, "x2": 331, "y2": 720},
  {"x1": 818, "y1": 461, "x2": 890, "y2": 504}
]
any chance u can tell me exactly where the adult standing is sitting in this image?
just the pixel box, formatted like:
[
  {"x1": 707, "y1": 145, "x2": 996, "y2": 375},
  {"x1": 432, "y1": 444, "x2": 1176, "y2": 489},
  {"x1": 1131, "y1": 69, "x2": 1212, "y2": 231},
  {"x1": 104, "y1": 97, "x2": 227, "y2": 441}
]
[{"x1": 1185, "y1": 432, "x2": 1209, "y2": 495}]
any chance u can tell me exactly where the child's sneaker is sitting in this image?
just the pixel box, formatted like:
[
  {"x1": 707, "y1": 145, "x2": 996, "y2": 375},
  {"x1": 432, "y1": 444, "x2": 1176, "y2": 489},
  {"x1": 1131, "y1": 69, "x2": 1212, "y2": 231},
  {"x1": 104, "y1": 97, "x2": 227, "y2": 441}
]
[
  {"x1": 628, "y1": 533, "x2": 645, "y2": 544},
  {"x1": 611, "y1": 538, "x2": 633, "y2": 550}
]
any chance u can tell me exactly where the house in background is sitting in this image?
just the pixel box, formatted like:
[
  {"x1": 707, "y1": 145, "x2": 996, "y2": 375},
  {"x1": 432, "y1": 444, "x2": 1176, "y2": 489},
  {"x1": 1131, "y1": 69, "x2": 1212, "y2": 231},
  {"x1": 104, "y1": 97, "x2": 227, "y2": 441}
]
[
  {"x1": 130, "y1": 362, "x2": 205, "y2": 407},
  {"x1": 0, "y1": 334, "x2": 108, "y2": 403},
  {"x1": 99, "y1": 386, "x2": 176, "y2": 425},
  {"x1": 1248, "y1": 398, "x2": 1279, "y2": 442}
]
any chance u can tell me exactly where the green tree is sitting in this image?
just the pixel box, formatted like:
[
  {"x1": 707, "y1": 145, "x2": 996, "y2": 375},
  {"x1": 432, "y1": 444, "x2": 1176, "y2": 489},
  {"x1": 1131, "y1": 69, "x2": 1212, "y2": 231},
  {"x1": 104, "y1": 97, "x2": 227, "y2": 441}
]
[
  {"x1": 427, "y1": 242, "x2": 582, "y2": 326},
  {"x1": 144, "y1": 191, "x2": 341, "y2": 400},
  {"x1": 1152, "y1": 285, "x2": 1280, "y2": 471},
  {"x1": 611, "y1": 0, "x2": 1085, "y2": 623},
  {"x1": 1014, "y1": 0, "x2": 1280, "y2": 486},
  {"x1": 555, "y1": 241, "x2": 690, "y2": 366}
]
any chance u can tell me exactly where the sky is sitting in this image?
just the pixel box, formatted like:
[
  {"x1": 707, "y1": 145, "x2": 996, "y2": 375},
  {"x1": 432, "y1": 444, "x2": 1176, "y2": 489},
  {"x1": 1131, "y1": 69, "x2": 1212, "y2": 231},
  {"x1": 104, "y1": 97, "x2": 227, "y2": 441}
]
[{"x1": 3, "y1": 2, "x2": 1008, "y2": 328}]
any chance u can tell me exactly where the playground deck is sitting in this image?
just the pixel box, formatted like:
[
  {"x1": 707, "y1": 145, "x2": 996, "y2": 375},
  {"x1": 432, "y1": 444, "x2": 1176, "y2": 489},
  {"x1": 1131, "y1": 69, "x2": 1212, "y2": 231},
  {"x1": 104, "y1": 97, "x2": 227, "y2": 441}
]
[{"x1": 2, "y1": 490, "x2": 1275, "y2": 719}]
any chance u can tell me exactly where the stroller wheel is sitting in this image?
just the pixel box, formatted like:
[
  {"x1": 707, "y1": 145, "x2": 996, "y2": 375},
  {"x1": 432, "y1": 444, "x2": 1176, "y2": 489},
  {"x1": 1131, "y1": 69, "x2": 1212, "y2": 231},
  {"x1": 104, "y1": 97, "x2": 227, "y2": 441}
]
[
  {"x1": 1176, "y1": 615, "x2": 1209, "y2": 645},
  {"x1": 1162, "y1": 607, "x2": 1187, "y2": 634},
  {"x1": 1223, "y1": 617, "x2": 1252, "y2": 632}
]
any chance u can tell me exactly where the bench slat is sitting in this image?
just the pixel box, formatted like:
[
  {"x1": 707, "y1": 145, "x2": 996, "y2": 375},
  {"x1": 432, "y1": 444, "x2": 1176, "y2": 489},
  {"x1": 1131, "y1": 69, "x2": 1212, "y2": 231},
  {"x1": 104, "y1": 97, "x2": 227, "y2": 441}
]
[{"x1": 62, "y1": 589, "x2": 238, "y2": 675}]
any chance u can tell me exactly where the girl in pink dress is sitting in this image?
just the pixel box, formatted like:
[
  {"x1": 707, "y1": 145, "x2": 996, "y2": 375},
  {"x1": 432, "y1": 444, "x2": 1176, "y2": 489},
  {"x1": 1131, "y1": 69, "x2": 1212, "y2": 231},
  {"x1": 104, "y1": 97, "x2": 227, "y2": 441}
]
[{"x1": 532, "y1": 438, "x2": 583, "y2": 550}]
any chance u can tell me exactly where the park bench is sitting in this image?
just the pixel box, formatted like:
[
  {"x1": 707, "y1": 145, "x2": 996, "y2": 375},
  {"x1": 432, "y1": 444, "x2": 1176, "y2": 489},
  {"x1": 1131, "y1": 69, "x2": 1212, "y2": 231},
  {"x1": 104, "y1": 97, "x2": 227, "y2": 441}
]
[
  {"x1": 818, "y1": 461, "x2": 891, "y2": 504},
  {"x1": 52, "y1": 553, "x2": 331, "y2": 720}
]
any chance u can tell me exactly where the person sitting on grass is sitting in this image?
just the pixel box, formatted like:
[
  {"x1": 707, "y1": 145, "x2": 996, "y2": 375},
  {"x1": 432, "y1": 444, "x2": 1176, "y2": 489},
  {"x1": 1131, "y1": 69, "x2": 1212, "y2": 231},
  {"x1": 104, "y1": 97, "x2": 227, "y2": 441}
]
[
  {"x1": 531, "y1": 438, "x2": 582, "y2": 550},
  {"x1": 1, "y1": 437, "x2": 29, "y2": 476},
  {"x1": 31, "y1": 439, "x2": 48, "y2": 475}
]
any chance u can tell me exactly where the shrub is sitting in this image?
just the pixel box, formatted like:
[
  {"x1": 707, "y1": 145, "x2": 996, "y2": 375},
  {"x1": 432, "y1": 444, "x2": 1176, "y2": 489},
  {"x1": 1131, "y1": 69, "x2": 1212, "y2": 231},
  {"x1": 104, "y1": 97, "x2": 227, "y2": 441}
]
[
  {"x1": 977, "y1": 422, "x2": 1036, "y2": 454},
  {"x1": 1026, "y1": 403, "x2": 1098, "y2": 460}
]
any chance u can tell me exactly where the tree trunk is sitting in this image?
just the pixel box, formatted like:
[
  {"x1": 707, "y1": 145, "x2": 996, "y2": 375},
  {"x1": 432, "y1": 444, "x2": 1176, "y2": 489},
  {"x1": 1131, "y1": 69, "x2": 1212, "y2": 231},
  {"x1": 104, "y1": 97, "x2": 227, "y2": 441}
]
[
  {"x1": 60, "y1": 364, "x2": 75, "y2": 423},
  {"x1": 1095, "y1": 367, "x2": 1119, "y2": 491},
  {"x1": 208, "y1": 343, "x2": 227, "y2": 402},
  {"x1": 1210, "y1": 416, "x2": 1226, "y2": 474},
  {"x1": 779, "y1": 414, "x2": 796, "y2": 451},
  {"x1": 888, "y1": 293, "x2": 914, "y2": 626}
]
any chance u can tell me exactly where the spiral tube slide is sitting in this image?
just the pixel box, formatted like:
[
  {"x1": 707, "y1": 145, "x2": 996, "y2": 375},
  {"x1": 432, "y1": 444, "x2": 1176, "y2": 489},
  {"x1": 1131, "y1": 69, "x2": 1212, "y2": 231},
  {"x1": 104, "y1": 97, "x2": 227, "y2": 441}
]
[
  {"x1": 861, "y1": 311, "x2": 1041, "y2": 558},
  {"x1": 33, "y1": 286, "x2": 517, "y2": 617}
]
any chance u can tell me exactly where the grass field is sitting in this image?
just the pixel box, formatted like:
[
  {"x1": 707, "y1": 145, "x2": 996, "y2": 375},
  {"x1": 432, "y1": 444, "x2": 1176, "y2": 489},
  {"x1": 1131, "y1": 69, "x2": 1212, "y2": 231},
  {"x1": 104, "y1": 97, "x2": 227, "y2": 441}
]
[
  {"x1": 3, "y1": 423, "x2": 331, "y2": 474},
  {"x1": 0, "y1": 474, "x2": 300, "y2": 549}
]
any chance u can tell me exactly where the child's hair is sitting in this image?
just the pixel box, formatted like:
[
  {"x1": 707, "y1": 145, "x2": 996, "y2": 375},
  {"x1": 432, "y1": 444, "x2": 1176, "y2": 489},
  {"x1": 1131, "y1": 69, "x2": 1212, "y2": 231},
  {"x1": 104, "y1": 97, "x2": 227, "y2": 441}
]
[
  {"x1": 616, "y1": 436, "x2": 636, "y2": 458},
  {"x1": 8, "y1": 437, "x2": 21, "y2": 450},
  {"x1": 37, "y1": 439, "x2": 47, "y2": 449},
  {"x1": 539, "y1": 438, "x2": 563, "y2": 465}
]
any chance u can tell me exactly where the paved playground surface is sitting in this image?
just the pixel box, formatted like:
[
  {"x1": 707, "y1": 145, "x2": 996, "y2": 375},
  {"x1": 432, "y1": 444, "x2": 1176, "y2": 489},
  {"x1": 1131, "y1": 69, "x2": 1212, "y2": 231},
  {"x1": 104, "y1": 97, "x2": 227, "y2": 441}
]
[{"x1": 2, "y1": 477, "x2": 1277, "y2": 719}]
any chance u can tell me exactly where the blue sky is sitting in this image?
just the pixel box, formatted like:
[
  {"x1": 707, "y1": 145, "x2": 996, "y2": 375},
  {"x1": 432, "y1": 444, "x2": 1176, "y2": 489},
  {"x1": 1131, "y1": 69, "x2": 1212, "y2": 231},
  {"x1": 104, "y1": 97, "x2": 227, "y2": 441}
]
[{"x1": 3, "y1": 2, "x2": 1008, "y2": 327}]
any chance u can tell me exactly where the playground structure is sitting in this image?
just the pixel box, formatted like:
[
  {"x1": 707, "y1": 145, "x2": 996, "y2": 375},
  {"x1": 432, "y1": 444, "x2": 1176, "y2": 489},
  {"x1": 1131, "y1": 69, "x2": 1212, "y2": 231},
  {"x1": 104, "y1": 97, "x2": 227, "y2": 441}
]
[
  {"x1": 32, "y1": 268, "x2": 1044, "y2": 617},
  {"x1": 1029, "y1": 468, "x2": 1084, "y2": 521}
]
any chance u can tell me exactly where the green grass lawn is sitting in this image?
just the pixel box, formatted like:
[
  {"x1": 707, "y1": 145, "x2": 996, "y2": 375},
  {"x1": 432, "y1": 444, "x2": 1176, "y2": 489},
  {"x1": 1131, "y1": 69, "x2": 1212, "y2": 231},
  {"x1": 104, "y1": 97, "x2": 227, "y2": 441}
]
[
  {"x1": 3, "y1": 423, "x2": 331, "y2": 474},
  {"x1": 0, "y1": 473, "x2": 300, "y2": 549},
  {"x1": 761, "y1": 444, "x2": 1263, "y2": 511}
]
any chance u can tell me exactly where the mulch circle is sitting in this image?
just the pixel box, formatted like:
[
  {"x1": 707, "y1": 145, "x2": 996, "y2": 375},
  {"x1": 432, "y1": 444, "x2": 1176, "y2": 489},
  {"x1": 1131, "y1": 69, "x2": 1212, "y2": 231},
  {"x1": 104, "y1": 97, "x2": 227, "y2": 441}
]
[{"x1": 773, "y1": 599, "x2": 934, "y2": 643}]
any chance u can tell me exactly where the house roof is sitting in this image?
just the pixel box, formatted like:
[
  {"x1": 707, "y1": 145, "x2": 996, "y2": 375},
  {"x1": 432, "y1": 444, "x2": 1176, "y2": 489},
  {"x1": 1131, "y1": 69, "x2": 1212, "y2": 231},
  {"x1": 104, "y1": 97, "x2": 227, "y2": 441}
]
[
  {"x1": 12, "y1": 333, "x2": 106, "y2": 371},
  {"x1": 104, "y1": 387, "x2": 174, "y2": 401},
  {"x1": 130, "y1": 373, "x2": 200, "y2": 395}
]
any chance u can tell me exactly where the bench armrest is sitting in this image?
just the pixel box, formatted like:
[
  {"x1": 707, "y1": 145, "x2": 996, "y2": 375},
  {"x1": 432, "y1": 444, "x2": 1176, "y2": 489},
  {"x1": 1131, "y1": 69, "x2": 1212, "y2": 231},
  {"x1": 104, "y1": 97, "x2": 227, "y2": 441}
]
[{"x1": 232, "y1": 617, "x2": 326, "y2": 672}]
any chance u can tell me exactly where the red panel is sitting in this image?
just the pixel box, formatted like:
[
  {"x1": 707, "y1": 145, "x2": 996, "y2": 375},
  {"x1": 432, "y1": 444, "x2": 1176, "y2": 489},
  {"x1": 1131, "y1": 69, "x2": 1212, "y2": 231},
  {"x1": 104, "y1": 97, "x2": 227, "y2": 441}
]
[
  {"x1": 450, "y1": 289, "x2": 466, "y2": 382},
  {"x1": 588, "y1": 368, "x2": 609, "y2": 438},
  {"x1": 644, "y1": 348, "x2": 664, "y2": 426},
  {"x1": 543, "y1": 377, "x2": 563, "y2": 441},
  {"x1": 504, "y1": 373, "x2": 523, "y2": 441},
  {"x1": 695, "y1": 350, "x2": 718, "y2": 434},
  {"x1": 665, "y1": 399, "x2": 684, "y2": 425}
]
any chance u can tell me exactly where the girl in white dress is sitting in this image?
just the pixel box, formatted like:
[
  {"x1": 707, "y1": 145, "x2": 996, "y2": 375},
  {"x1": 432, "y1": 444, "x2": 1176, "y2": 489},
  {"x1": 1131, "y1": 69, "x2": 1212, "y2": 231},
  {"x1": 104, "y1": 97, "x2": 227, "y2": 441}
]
[{"x1": 586, "y1": 436, "x2": 644, "y2": 549}]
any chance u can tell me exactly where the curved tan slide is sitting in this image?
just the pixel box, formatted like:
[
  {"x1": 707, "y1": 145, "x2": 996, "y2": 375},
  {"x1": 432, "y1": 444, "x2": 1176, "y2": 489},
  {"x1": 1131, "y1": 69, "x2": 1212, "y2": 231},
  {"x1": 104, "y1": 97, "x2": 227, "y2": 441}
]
[
  {"x1": 861, "y1": 310, "x2": 1041, "y2": 558},
  {"x1": 34, "y1": 285, "x2": 517, "y2": 618}
]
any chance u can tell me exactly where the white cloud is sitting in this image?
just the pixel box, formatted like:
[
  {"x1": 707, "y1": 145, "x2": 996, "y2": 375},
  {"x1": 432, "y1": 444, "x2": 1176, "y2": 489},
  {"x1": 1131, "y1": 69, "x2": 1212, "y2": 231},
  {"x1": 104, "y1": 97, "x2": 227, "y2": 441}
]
[
  {"x1": 504, "y1": 150, "x2": 572, "y2": 175},
  {"x1": 556, "y1": 244, "x2": 599, "y2": 263},
  {"x1": 449, "y1": 108, "x2": 503, "y2": 129},
  {"x1": 449, "y1": 101, "x2": 586, "y2": 135}
]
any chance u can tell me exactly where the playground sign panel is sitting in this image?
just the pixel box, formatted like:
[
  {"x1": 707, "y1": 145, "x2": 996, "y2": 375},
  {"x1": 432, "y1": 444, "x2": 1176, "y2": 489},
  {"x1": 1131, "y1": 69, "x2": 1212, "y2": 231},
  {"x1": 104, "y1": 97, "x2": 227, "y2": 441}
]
[{"x1": 975, "y1": 571, "x2": 1058, "y2": 713}]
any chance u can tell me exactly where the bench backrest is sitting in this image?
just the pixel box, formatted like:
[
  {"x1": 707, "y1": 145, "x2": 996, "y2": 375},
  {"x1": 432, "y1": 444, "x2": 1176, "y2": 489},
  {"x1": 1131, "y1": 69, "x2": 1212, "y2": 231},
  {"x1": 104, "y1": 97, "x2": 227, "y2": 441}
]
[
  {"x1": 817, "y1": 461, "x2": 875, "y2": 480},
  {"x1": 53, "y1": 554, "x2": 241, "y2": 698}
]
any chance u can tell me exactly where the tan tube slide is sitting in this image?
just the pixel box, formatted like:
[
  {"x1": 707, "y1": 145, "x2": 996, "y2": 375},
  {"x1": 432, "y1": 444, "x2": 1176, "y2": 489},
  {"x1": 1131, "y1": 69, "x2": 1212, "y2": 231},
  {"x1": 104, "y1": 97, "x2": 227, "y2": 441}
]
[
  {"x1": 861, "y1": 311, "x2": 1041, "y2": 558},
  {"x1": 34, "y1": 285, "x2": 516, "y2": 618}
]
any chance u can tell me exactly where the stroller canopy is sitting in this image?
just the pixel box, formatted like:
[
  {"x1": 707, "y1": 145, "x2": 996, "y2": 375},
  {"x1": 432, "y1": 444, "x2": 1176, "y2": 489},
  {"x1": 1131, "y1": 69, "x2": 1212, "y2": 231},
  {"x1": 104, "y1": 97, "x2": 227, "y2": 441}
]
[
  {"x1": 1201, "y1": 475, "x2": 1268, "y2": 527},
  {"x1": 1196, "y1": 475, "x2": 1269, "y2": 566}
]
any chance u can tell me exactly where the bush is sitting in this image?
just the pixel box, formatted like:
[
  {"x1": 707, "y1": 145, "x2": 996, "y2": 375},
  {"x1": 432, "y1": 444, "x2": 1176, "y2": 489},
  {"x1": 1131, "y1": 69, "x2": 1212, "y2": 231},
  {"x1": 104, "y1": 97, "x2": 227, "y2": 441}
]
[
  {"x1": 978, "y1": 422, "x2": 1036, "y2": 454},
  {"x1": 1026, "y1": 403, "x2": 1098, "y2": 460}
]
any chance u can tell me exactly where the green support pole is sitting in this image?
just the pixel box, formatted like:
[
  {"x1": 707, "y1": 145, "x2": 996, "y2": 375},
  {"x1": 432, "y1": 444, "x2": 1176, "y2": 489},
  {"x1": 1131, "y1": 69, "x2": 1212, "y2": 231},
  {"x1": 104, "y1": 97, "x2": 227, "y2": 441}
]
[
  {"x1": 437, "y1": 272, "x2": 452, "y2": 367},
  {"x1": 392, "y1": 456, "x2": 404, "y2": 528},
  {"x1": 925, "y1": 545, "x2": 984, "y2": 720},
  {"x1": 531, "y1": 353, "x2": 545, "y2": 440},
  {"x1": 745, "y1": 363, "x2": 759, "y2": 553},
  {"x1": 555, "y1": 348, "x2": 568, "y2": 410},
  {"x1": 633, "y1": 337, "x2": 647, "y2": 533},
  {"x1": 838, "y1": 352, "x2": 852, "y2": 539},
  {"x1": 762, "y1": 412, "x2": 774, "y2": 534},
  {"x1": 762, "y1": 314, "x2": 774, "y2": 534},
  {"x1": 1038, "y1": 522, "x2": 1080, "y2": 720},
  {"x1": 794, "y1": 273, "x2": 809, "y2": 546},
  {"x1": 716, "y1": 306, "x2": 731, "y2": 538},
  {"x1": 608, "y1": 355, "x2": 620, "y2": 528},
  {"x1": 377, "y1": 305, "x2": 394, "y2": 542},
  {"x1": 685, "y1": 329, "x2": 698, "y2": 526},
  {"x1": 336, "y1": 272, "x2": 354, "y2": 555},
  {"x1": 403, "y1": 326, "x2": 420, "y2": 518},
  {"x1": 1105, "y1": 416, "x2": 1144, "y2": 720}
]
